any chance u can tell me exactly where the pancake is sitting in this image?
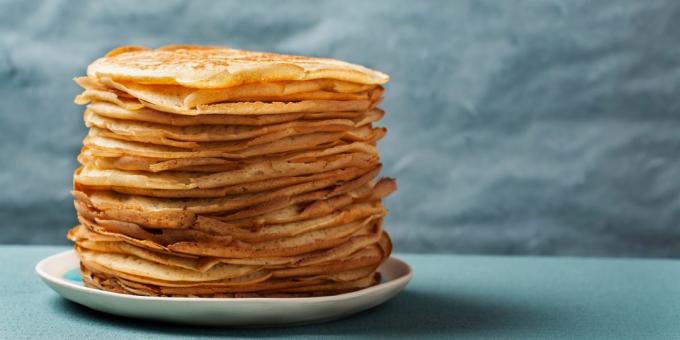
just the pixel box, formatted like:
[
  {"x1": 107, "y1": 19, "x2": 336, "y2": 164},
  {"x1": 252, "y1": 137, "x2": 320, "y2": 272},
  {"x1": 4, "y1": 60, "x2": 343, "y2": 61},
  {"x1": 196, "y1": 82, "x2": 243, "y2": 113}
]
[
  {"x1": 84, "y1": 109, "x2": 356, "y2": 143},
  {"x1": 83, "y1": 126, "x2": 385, "y2": 159},
  {"x1": 87, "y1": 45, "x2": 389, "y2": 89},
  {"x1": 79, "y1": 142, "x2": 379, "y2": 173},
  {"x1": 68, "y1": 44, "x2": 395, "y2": 298},
  {"x1": 86, "y1": 101, "x2": 370, "y2": 126}
]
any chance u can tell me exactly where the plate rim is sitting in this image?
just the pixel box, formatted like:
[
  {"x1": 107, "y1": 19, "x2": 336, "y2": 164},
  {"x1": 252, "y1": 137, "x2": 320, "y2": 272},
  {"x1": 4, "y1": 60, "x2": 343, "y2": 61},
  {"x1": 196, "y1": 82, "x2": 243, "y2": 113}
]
[{"x1": 36, "y1": 249, "x2": 413, "y2": 303}]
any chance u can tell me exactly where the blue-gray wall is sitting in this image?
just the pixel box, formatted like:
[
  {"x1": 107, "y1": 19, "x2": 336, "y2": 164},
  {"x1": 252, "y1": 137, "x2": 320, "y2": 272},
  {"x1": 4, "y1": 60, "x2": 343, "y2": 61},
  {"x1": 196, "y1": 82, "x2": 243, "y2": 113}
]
[{"x1": 1, "y1": 0, "x2": 680, "y2": 257}]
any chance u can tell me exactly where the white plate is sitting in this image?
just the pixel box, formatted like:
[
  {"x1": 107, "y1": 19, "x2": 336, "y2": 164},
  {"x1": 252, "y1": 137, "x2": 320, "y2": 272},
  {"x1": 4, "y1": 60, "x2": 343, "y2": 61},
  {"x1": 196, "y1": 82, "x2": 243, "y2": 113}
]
[{"x1": 36, "y1": 250, "x2": 412, "y2": 326}]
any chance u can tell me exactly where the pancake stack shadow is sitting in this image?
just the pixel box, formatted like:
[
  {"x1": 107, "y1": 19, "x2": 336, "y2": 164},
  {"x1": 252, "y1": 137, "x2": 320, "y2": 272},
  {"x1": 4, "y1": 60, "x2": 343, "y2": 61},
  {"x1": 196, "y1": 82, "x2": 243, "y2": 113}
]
[{"x1": 67, "y1": 45, "x2": 396, "y2": 297}]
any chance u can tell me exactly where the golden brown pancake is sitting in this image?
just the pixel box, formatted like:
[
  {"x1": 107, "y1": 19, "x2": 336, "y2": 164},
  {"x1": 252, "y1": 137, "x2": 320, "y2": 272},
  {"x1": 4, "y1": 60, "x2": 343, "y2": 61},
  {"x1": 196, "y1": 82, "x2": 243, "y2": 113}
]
[
  {"x1": 87, "y1": 45, "x2": 389, "y2": 89},
  {"x1": 68, "y1": 45, "x2": 395, "y2": 298}
]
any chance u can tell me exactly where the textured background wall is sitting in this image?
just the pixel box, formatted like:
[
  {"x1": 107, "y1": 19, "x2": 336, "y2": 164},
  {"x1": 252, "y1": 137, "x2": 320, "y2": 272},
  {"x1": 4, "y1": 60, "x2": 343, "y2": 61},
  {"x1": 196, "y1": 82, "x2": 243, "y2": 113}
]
[{"x1": 1, "y1": 0, "x2": 680, "y2": 256}]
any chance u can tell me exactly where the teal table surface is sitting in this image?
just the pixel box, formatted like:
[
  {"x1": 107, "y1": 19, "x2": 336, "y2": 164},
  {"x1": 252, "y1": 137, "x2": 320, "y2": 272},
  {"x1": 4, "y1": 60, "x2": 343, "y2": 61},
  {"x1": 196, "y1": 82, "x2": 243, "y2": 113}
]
[{"x1": 1, "y1": 245, "x2": 679, "y2": 339}]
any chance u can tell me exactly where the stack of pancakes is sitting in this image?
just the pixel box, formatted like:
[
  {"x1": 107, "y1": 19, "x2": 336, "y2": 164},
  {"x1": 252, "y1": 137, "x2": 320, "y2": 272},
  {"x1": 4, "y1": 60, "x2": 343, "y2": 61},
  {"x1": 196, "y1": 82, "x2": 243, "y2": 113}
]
[{"x1": 68, "y1": 45, "x2": 396, "y2": 297}]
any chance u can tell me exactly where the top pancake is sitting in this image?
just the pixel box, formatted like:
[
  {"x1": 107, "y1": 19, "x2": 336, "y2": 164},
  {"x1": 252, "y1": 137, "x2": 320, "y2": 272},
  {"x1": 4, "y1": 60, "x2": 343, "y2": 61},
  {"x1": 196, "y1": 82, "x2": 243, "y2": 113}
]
[{"x1": 87, "y1": 45, "x2": 389, "y2": 89}]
